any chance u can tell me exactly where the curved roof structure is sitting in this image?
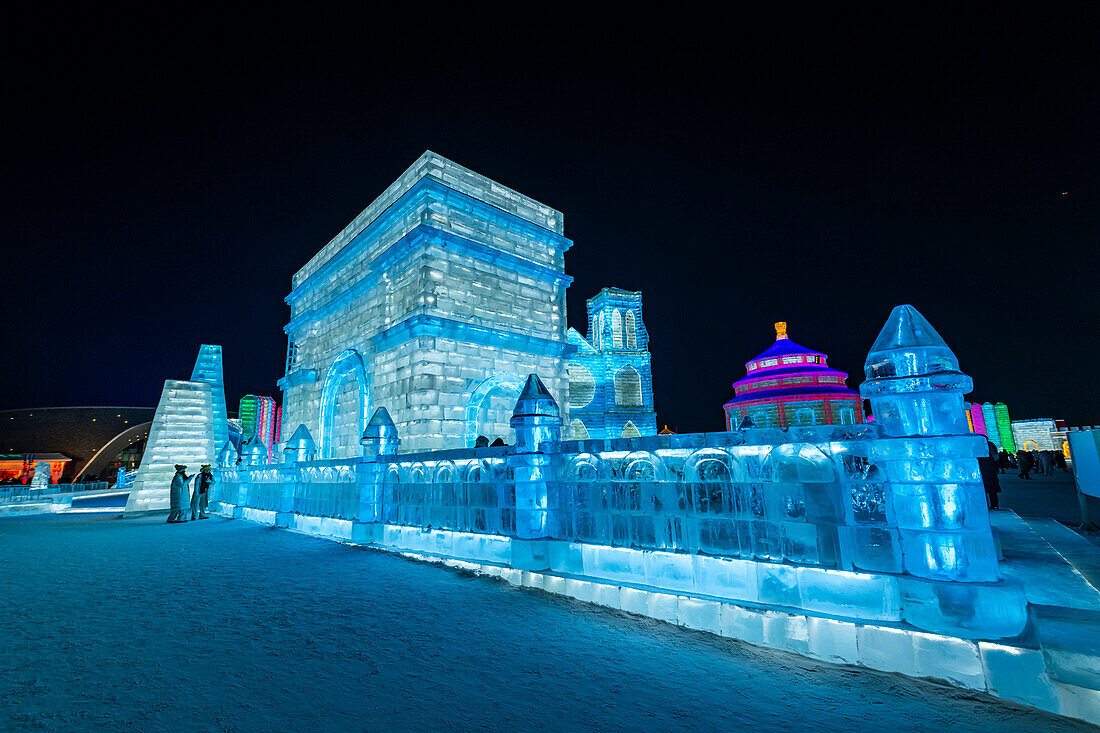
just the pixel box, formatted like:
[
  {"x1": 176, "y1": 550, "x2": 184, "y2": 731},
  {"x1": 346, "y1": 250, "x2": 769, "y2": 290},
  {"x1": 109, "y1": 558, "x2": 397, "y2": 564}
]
[
  {"x1": 72, "y1": 421, "x2": 153, "y2": 481},
  {"x1": 0, "y1": 407, "x2": 155, "y2": 479},
  {"x1": 725, "y1": 322, "x2": 859, "y2": 408}
]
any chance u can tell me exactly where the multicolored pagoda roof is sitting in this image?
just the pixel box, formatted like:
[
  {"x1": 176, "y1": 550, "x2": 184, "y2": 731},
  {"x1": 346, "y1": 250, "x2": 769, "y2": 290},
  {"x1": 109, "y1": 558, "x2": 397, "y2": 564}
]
[{"x1": 724, "y1": 322, "x2": 859, "y2": 407}]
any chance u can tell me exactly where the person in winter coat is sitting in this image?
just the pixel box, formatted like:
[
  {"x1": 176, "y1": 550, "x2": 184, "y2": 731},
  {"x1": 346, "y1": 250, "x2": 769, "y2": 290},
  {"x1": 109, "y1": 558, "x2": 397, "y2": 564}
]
[
  {"x1": 167, "y1": 464, "x2": 191, "y2": 523},
  {"x1": 979, "y1": 440, "x2": 1001, "y2": 510},
  {"x1": 191, "y1": 465, "x2": 213, "y2": 520},
  {"x1": 1017, "y1": 451, "x2": 1033, "y2": 479},
  {"x1": 1039, "y1": 450, "x2": 1055, "y2": 476}
]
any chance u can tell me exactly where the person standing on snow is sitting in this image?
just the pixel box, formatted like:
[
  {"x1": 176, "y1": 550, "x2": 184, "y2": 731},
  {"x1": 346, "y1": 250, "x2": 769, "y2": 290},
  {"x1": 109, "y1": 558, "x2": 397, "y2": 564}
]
[
  {"x1": 191, "y1": 465, "x2": 212, "y2": 520},
  {"x1": 167, "y1": 464, "x2": 191, "y2": 523}
]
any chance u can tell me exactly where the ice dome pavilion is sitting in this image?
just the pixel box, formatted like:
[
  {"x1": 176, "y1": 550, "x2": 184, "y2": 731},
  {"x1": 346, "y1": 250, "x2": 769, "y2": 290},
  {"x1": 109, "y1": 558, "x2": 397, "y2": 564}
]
[{"x1": 723, "y1": 322, "x2": 864, "y2": 429}]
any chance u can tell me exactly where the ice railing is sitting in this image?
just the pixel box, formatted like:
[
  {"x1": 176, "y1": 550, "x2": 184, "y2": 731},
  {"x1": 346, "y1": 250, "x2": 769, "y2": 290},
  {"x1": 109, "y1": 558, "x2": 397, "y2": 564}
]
[
  {"x1": 544, "y1": 425, "x2": 888, "y2": 572},
  {"x1": 215, "y1": 419, "x2": 989, "y2": 580}
]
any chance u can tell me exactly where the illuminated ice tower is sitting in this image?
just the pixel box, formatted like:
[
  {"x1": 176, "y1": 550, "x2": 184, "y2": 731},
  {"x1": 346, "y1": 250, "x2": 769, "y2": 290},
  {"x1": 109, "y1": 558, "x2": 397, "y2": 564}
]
[
  {"x1": 279, "y1": 151, "x2": 572, "y2": 455},
  {"x1": 239, "y1": 395, "x2": 276, "y2": 460},
  {"x1": 564, "y1": 288, "x2": 657, "y2": 440},
  {"x1": 861, "y1": 305, "x2": 999, "y2": 582}
]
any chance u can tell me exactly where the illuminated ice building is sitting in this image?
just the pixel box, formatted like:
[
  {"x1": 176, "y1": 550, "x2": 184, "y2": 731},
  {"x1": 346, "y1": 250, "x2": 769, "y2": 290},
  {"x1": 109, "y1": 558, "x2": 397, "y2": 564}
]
[
  {"x1": 723, "y1": 322, "x2": 863, "y2": 429},
  {"x1": 564, "y1": 288, "x2": 657, "y2": 440},
  {"x1": 278, "y1": 151, "x2": 576, "y2": 455},
  {"x1": 239, "y1": 395, "x2": 280, "y2": 461}
]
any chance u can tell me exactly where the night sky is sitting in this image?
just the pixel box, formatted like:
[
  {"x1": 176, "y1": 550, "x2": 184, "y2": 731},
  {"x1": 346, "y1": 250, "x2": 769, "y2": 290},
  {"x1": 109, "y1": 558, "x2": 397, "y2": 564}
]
[{"x1": 2, "y1": 10, "x2": 1096, "y2": 430}]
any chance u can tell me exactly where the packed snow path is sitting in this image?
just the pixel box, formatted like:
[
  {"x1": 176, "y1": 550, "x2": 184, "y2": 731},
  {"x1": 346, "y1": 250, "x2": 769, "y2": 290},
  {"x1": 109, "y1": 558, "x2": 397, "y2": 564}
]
[{"x1": 0, "y1": 515, "x2": 1089, "y2": 732}]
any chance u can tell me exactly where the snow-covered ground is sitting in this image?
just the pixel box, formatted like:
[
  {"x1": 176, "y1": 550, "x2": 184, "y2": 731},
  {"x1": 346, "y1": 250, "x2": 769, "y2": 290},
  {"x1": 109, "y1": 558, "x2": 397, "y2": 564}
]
[{"x1": 0, "y1": 514, "x2": 1090, "y2": 732}]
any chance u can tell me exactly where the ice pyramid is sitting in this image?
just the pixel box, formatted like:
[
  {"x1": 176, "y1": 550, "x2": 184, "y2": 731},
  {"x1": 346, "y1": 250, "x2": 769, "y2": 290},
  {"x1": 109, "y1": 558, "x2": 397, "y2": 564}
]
[{"x1": 125, "y1": 380, "x2": 215, "y2": 512}]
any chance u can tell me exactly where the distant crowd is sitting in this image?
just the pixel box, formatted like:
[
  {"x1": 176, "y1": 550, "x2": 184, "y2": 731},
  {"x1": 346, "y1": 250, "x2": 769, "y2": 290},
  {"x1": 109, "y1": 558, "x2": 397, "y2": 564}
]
[{"x1": 978, "y1": 442, "x2": 1068, "y2": 510}]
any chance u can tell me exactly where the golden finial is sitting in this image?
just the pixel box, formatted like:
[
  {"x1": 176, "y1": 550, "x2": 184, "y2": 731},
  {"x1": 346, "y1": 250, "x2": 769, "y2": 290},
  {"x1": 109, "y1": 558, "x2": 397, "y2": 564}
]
[{"x1": 775, "y1": 321, "x2": 788, "y2": 339}]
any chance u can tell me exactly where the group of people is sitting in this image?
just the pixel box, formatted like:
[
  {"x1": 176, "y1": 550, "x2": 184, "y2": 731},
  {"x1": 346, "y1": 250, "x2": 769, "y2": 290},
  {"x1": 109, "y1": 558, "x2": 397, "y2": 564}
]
[
  {"x1": 1000, "y1": 448, "x2": 1067, "y2": 479},
  {"x1": 166, "y1": 464, "x2": 213, "y2": 523}
]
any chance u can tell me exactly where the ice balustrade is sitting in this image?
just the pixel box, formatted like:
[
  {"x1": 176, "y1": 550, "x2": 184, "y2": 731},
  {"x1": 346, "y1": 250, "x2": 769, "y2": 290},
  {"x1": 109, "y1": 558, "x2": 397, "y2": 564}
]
[
  {"x1": 216, "y1": 306, "x2": 1000, "y2": 586},
  {"x1": 545, "y1": 425, "x2": 888, "y2": 571}
]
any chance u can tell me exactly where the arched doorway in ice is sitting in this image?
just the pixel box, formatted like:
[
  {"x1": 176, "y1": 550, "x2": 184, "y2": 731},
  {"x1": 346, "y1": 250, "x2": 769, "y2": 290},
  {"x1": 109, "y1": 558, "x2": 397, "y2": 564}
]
[
  {"x1": 464, "y1": 371, "x2": 524, "y2": 447},
  {"x1": 318, "y1": 349, "x2": 371, "y2": 459}
]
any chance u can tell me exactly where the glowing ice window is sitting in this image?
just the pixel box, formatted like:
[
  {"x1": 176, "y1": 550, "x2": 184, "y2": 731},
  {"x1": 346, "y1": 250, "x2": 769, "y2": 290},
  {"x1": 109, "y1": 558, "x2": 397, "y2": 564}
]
[
  {"x1": 621, "y1": 420, "x2": 641, "y2": 438},
  {"x1": 839, "y1": 407, "x2": 856, "y2": 425},
  {"x1": 625, "y1": 310, "x2": 637, "y2": 348},
  {"x1": 570, "y1": 419, "x2": 590, "y2": 440},
  {"x1": 761, "y1": 358, "x2": 778, "y2": 367},
  {"x1": 782, "y1": 356, "x2": 802, "y2": 364},
  {"x1": 567, "y1": 363, "x2": 595, "y2": 409},
  {"x1": 614, "y1": 366, "x2": 642, "y2": 407},
  {"x1": 794, "y1": 408, "x2": 817, "y2": 426},
  {"x1": 612, "y1": 309, "x2": 623, "y2": 348}
]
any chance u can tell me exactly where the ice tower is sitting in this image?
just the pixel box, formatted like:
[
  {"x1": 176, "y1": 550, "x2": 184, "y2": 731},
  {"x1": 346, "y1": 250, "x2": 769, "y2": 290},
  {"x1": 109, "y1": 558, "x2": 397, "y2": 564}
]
[
  {"x1": 861, "y1": 305, "x2": 999, "y2": 582},
  {"x1": 189, "y1": 344, "x2": 228, "y2": 460},
  {"x1": 564, "y1": 288, "x2": 657, "y2": 440},
  {"x1": 278, "y1": 151, "x2": 572, "y2": 455}
]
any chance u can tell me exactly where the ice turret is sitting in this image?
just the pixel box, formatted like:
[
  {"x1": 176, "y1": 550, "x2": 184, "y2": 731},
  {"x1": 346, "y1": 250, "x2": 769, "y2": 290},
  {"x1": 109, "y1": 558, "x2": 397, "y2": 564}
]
[
  {"x1": 509, "y1": 374, "x2": 561, "y2": 540},
  {"x1": 244, "y1": 439, "x2": 268, "y2": 467},
  {"x1": 510, "y1": 374, "x2": 561, "y2": 451},
  {"x1": 862, "y1": 305, "x2": 971, "y2": 437},
  {"x1": 361, "y1": 407, "x2": 400, "y2": 458},
  {"x1": 283, "y1": 424, "x2": 317, "y2": 464},
  {"x1": 861, "y1": 305, "x2": 999, "y2": 582},
  {"x1": 217, "y1": 440, "x2": 237, "y2": 468}
]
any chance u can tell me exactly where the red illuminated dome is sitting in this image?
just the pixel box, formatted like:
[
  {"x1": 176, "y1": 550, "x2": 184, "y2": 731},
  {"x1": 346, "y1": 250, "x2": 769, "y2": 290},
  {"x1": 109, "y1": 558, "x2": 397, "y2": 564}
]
[{"x1": 723, "y1": 322, "x2": 864, "y2": 429}]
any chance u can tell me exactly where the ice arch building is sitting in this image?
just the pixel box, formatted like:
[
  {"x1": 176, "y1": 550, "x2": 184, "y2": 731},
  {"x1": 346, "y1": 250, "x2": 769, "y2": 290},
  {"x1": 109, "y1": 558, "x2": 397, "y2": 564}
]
[
  {"x1": 278, "y1": 152, "x2": 573, "y2": 455},
  {"x1": 565, "y1": 288, "x2": 657, "y2": 439}
]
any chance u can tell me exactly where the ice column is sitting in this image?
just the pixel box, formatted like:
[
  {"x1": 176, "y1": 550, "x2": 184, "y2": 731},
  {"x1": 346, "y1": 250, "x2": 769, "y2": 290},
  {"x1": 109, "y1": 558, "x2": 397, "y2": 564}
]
[
  {"x1": 861, "y1": 305, "x2": 999, "y2": 582},
  {"x1": 509, "y1": 374, "x2": 561, "y2": 539},
  {"x1": 125, "y1": 380, "x2": 215, "y2": 512}
]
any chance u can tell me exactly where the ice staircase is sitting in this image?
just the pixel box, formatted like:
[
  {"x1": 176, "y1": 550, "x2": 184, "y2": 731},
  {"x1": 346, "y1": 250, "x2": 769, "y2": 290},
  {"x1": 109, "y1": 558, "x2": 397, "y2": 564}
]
[
  {"x1": 993, "y1": 511, "x2": 1100, "y2": 718},
  {"x1": 124, "y1": 380, "x2": 215, "y2": 512}
]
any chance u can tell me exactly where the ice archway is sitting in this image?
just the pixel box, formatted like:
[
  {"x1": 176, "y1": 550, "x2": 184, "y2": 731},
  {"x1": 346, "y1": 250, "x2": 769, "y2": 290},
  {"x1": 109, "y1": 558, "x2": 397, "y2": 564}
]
[
  {"x1": 464, "y1": 371, "x2": 524, "y2": 447},
  {"x1": 318, "y1": 349, "x2": 371, "y2": 459}
]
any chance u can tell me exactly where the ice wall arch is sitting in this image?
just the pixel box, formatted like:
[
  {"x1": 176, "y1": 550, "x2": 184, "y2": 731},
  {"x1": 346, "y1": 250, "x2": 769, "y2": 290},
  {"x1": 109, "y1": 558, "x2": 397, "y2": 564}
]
[
  {"x1": 318, "y1": 349, "x2": 371, "y2": 459},
  {"x1": 625, "y1": 310, "x2": 636, "y2": 348},
  {"x1": 464, "y1": 371, "x2": 524, "y2": 447}
]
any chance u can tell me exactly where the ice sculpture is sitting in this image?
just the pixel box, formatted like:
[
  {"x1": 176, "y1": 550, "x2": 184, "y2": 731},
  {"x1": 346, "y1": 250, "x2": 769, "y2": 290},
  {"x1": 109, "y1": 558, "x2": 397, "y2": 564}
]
[
  {"x1": 189, "y1": 345, "x2": 229, "y2": 460},
  {"x1": 125, "y1": 380, "x2": 215, "y2": 512},
  {"x1": 30, "y1": 461, "x2": 52, "y2": 489},
  {"x1": 861, "y1": 305, "x2": 999, "y2": 582}
]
